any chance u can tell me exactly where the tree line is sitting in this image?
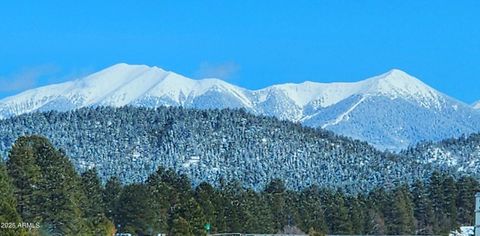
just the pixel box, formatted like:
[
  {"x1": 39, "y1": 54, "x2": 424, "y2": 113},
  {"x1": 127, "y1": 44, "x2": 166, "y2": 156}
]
[{"x1": 1, "y1": 136, "x2": 479, "y2": 235}]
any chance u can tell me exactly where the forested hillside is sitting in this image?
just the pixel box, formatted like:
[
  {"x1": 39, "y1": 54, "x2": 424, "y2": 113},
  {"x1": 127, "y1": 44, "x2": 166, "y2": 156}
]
[
  {"x1": 1, "y1": 136, "x2": 478, "y2": 235},
  {"x1": 0, "y1": 106, "x2": 436, "y2": 192},
  {"x1": 403, "y1": 133, "x2": 480, "y2": 177}
]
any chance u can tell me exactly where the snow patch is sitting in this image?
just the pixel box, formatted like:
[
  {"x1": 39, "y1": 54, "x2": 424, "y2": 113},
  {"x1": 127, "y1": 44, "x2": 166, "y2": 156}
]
[
  {"x1": 183, "y1": 156, "x2": 200, "y2": 168},
  {"x1": 322, "y1": 96, "x2": 367, "y2": 129},
  {"x1": 450, "y1": 226, "x2": 474, "y2": 236}
]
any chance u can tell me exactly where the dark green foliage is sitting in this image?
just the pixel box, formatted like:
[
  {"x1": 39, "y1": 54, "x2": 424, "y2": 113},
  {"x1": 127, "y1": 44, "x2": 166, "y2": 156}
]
[
  {"x1": 430, "y1": 171, "x2": 459, "y2": 234},
  {"x1": 115, "y1": 184, "x2": 156, "y2": 235},
  {"x1": 7, "y1": 136, "x2": 90, "y2": 235},
  {"x1": 5, "y1": 136, "x2": 115, "y2": 235},
  {"x1": 347, "y1": 196, "x2": 366, "y2": 234},
  {"x1": 3, "y1": 135, "x2": 480, "y2": 235},
  {"x1": 170, "y1": 216, "x2": 193, "y2": 236},
  {"x1": 297, "y1": 186, "x2": 327, "y2": 234},
  {"x1": 195, "y1": 182, "x2": 216, "y2": 228},
  {"x1": 0, "y1": 161, "x2": 25, "y2": 236},
  {"x1": 6, "y1": 137, "x2": 42, "y2": 223},
  {"x1": 80, "y1": 168, "x2": 114, "y2": 235},
  {"x1": 323, "y1": 191, "x2": 352, "y2": 234},
  {"x1": 411, "y1": 180, "x2": 434, "y2": 234},
  {"x1": 384, "y1": 185, "x2": 415, "y2": 234},
  {"x1": 103, "y1": 176, "x2": 122, "y2": 222},
  {"x1": 456, "y1": 176, "x2": 479, "y2": 226}
]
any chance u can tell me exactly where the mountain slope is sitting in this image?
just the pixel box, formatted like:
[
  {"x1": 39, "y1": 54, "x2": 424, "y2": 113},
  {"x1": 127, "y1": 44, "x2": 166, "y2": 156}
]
[
  {"x1": 0, "y1": 106, "x2": 433, "y2": 192},
  {"x1": 402, "y1": 133, "x2": 480, "y2": 177},
  {"x1": 1, "y1": 63, "x2": 479, "y2": 150}
]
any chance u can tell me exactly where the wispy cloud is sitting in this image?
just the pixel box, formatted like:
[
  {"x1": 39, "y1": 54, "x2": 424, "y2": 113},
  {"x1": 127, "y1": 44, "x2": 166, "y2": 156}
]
[
  {"x1": 0, "y1": 65, "x2": 59, "y2": 92},
  {"x1": 194, "y1": 62, "x2": 240, "y2": 80}
]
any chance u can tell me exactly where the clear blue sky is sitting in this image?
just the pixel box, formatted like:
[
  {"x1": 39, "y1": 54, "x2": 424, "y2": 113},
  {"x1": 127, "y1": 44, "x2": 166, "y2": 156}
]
[{"x1": 1, "y1": 1, "x2": 479, "y2": 103}]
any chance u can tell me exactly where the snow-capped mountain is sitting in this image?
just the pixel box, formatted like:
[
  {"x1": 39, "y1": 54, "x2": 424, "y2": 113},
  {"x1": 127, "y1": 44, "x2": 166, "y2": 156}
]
[{"x1": 1, "y1": 63, "x2": 479, "y2": 150}]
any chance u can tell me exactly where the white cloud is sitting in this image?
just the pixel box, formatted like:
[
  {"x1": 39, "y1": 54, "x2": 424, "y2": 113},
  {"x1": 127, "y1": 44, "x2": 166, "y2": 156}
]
[{"x1": 0, "y1": 65, "x2": 59, "y2": 92}]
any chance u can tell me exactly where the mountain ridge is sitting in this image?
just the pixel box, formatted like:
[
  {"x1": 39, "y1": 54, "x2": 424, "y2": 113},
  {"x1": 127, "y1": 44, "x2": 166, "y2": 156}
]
[{"x1": 1, "y1": 63, "x2": 479, "y2": 150}]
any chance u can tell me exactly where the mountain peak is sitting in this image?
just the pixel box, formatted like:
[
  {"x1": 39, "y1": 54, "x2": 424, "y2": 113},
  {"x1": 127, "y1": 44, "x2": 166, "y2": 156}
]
[
  {"x1": 364, "y1": 69, "x2": 441, "y2": 104},
  {"x1": 98, "y1": 63, "x2": 166, "y2": 75},
  {"x1": 375, "y1": 69, "x2": 419, "y2": 82}
]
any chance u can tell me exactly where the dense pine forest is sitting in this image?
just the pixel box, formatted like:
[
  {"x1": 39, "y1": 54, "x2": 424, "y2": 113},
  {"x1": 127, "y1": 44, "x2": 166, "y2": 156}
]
[
  {"x1": 0, "y1": 106, "x2": 457, "y2": 193},
  {"x1": 1, "y1": 136, "x2": 479, "y2": 236}
]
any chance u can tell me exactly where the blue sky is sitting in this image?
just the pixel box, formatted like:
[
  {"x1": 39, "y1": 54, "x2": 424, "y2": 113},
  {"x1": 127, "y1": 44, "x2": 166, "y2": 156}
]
[{"x1": 0, "y1": 1, "x2": 479, "y2": 103}]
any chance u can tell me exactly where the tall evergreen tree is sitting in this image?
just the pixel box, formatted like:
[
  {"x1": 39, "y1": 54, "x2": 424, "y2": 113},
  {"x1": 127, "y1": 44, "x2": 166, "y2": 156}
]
[
  {"x1": 116, "y1": 183, "x2": 156, "y2": 235},
  {"x1": 366, "y1": 188, "x2": 388, "y2": 234},
  {"x1": 297, "y1": 186, "x2": 327, "y2": 234},
  {"x1": 222, "y1": 181, "x2": 244, "y2": 232},
  {"x1": 7, "y1": 136, "x2": 89, "y2": 235},
  {"x1": 80, "y1": 168, "x2": 114, "y2": 236},
  {"x1": 456, "y1": 176, "x2": 479, "y2": 226},
  {"x1": 323, "y1": 190, "x2": 352, "y2": 234},
  {"x1": 442, "y1": 175, "x2": 458, "y2": 232},
  {"x1": 170, "y1": 216, "x2": 193, "y2": 236},
  {"x1": 175, "y1": 197, "x2": 206, "y2": 236},
  {"x1": 385, "y1": 185, "x2": 415, "y2": 235},
  {"x1": 34, "y1": 136, "x2": 89, "y2": 235},
  {"x1": 194, "y1": 182, "x2": 216, "y2": 232},
  {"x1": 6, "y1": 136, "x2": 42, "y2": 223},
  {"x1": 264, "y1": 178, "x2": 290, "y2": 232},
  {"x1": 103, "y1": 176, "x2": 122, "y2": 223},
  {"x1": 347, "y1": 195, "x2": 366, "y2": 234},
  {"x1": 411, "y1": 180, "x2": 433, "y2": 234},
  {"x1": 0, "y1": 161, "x2": 26, "y2": 236}
]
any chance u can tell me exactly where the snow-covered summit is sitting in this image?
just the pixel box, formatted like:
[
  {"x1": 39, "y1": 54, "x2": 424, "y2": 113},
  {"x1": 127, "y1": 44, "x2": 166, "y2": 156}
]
[
  {"x1": 257, "y1": 69, "x2": 443, "y2": 109},
  {"x1": 1, "y1": 63, "x2": 479, "y2": 150},
  {"x1": 0, "y1": 63, "x2": 253, "y2": 115},
  {"x1": 364, "y1": 69, "x2": 443, "y2": 108}
]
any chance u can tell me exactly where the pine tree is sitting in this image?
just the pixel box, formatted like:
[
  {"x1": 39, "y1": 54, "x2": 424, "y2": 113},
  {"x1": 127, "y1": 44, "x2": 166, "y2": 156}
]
[
  {"x1": 33, "y1": 136, "x2": 89, "y2": 235},
  {"x1": 80, "y1": 168, "x2": 114, "y2": 236},
  {"x1": 297, "y1": 186, "x2": 327, "y2": 234},
  {"x1": 222, "y1": 180, "x2": 244, "y2": 232},
  {"x1": 176, "y1": 197, "x2": 206, "y2": 236},
  {"x1": 323, "y1": 190, "x2": 352, "y2": 234},
  {"x1": 194, "y1": 182, "x2": 216, "y2": 232},
  {"x1": 411, "y1": 180, "x2": 433, "y2": 234},
  {"x1": 103, "y1": 176, "x2": 122, "y2": 223},
  {"x1": 7, "y1": 136, "x2": 89, "y2": 235},
  {"x1": 116, "y1": 183, "x2": 156, "y2": 235},
  {"x1": 429, "y1": 171, "x2": 445, "y2": 234},
  {"x1": 146, "y1": 167, "x2": 186, "y2": 234},
  {"x1": 442, "y1": 175, "x2": 458, "y2": 231},
  {"x1": 429, "y1": 171, "x2": 458, "y2": 234},
  {"x1": 456, "y1": 176, "x2": 478, "y2": 226},
  {"x1": 347, "y1": 196, "x2": 366, "y2": 234},
  {"x1": 6, "y1": 136, "x2": 42, "y2": 223},
  {"x1": 0, "y1": 161, "x2": 26, "y2": 236},
  {"x1": 265, "y1": 178, "x2": 289, "y2": 232},
  {"x1": 366, "y1": 188, "x2": 388, "y2": 234},
  {"x1": 171, "y1": 216, "x2": 193, "y2": 236},
  {"x1": 385, "y1": 185, "x2": 415, "y2": 235}
]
